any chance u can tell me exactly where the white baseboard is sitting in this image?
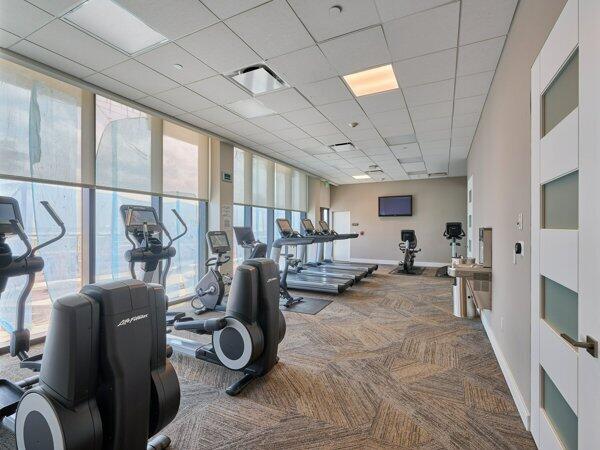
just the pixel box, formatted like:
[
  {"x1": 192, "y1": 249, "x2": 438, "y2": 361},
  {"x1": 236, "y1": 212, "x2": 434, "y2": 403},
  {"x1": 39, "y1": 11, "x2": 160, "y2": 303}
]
[
  {"x1": 481, "y1": 312, "x2": 531, "y2": 431},
  {"x1": 349, "y1": 258, "x2": 446, "y2": 268}
]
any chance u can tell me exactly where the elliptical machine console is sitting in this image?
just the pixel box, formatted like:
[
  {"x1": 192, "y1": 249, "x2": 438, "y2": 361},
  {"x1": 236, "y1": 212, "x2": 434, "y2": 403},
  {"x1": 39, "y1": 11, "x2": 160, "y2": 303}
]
[{"x1": 192, "y1": 231, "x2": 232, "y2": 314}]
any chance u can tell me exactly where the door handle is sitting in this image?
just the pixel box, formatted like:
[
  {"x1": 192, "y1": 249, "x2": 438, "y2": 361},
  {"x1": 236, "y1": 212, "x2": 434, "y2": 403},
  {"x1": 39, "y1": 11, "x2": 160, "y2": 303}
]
[{"x1": 560, "y1": 333, "x2": 598, "y2": 358}]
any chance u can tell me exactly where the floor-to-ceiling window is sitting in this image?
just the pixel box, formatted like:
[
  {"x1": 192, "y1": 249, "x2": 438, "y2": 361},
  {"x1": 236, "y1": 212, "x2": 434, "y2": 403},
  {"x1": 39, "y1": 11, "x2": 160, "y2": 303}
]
[{"x1": 251, "y1": 206, "x2": 268, "y2": 248}]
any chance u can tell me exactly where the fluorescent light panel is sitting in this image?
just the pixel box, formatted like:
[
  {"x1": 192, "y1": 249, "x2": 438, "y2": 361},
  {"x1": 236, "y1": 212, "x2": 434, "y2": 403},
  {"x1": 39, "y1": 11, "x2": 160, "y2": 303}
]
[
  {"x1": 64, "y1": 0, "x2": 168, "y2": 55},
  {"x1": 226, "y1": 98, "x2": 275, "y2": 118},
  {"x1": 352, "y1": 174, "x2": 371, "y2": 179},
  {"x1": 343, "y1": 64, "x2": 399, "y2": 97}
]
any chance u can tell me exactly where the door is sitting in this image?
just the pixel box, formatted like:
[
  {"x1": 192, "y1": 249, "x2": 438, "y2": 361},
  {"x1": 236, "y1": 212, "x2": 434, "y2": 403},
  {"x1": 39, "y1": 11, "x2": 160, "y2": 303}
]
[
  {"x1": 332, "y1": 211, "x2": 351, "y2": 261},
  {"x1": 467, "y1": 175, "x2": 474, "y2": 258},
  {"x1": 531, "y1": 1, "x2": 600, "y2": 448}
]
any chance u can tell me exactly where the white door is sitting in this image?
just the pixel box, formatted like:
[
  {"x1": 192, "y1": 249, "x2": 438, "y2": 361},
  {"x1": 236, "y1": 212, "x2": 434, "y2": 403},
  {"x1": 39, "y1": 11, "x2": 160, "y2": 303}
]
[
  {"x1": 467, "y1": 175, "x2": 474, "y2": 258},
  {"x1": 531, "y1": 1, "x2": 600, "y2": 448},
  {"x1": 332, "y1": 211, "x2": 351, "y2": 261}
]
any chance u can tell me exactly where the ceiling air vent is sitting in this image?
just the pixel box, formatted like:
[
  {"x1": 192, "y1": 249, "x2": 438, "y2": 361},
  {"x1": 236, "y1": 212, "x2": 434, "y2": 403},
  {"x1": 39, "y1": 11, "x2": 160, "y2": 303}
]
[
  {"x1": 397, "y1": 156, "x2": 422, "y2": 164},
  {"x1": 405, "y1": 170, "x2": 428, "y2": 176},
  {"x1": 329, "y1": 142, "x2": 356, "y2": 152},
  {"x1": 428, "y1": 172, "x2": 448, "y2": 177},
  {"x1": 366, "y1": 169, "x2": 383, "y2": 175},
  {"x1": 229, "y1": 64, "x2": 288, "y2": 95}
]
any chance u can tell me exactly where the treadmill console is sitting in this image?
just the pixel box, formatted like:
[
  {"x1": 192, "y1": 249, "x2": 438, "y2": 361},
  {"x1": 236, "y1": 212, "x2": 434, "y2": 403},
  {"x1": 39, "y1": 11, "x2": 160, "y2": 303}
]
[
  {"x1": 318, "y1": 220, "x2": 331, "y2": 234},
  {"x1": 0, "y1": 197, "x2": 22, "y2": 236},
  {"x1": 276, "y1": 218, "x2": 295, "y2": 237},
  {"x1": 301, "y1": 218, "x2": 317, "y2": 234},
  {"x1": 120, "y1": 205, "x2": 161, "y2": 235},
  {"x1": 206, "y1": 231, "x2": 230, "y2": 255}
]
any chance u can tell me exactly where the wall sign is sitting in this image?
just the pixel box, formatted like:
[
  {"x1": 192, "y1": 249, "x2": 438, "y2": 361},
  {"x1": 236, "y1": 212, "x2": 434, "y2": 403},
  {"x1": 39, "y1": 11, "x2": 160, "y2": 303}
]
[{"x1": 222, "y1": 171, "x2": 232, "y2": 183}]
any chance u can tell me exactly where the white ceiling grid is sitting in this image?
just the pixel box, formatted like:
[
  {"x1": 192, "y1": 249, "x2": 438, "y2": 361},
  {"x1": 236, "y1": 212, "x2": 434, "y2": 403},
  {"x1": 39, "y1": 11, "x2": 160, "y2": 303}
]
[{"x1": 1, "y1": 0, "x2": 518, "y2": 184}]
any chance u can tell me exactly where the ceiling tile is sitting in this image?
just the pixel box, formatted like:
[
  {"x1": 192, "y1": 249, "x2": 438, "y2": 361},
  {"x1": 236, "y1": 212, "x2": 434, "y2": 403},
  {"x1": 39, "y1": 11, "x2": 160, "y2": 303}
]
[
  {"x1": 357, "y1": 88, "x2": 406, "y2": 114},
  {"x1": 200, "y1": 0, "x2": 270, "y2": 19},
  {"x1": 102, "y1": 59, "x2": 178, "y2": 94},
  {"x1": 1, "y1": 29, "x2": 21, "y2": 47},
  {"x1": 24, "y1": 0, "x2": 78, "y2": 15},
  {"x1": 137, "y1": 96, "x2": 185, "y2": 117},
  {"x1": 319, "y1": 26, "x2": 391, "y2": 75},
  {"x1": 289, "y1": 0, "x2": 380, "y2": 42},
  {"x1": 297, "y1": 77, "x2": 353, "y2": 106},
  {"x1": 225, "y1": 0, "x2": 314, "y2": 59},
  {"x1": 114, "y1": 0, "x2": 218, "y2": 40},
  {"x1": 288, "y1": 137, "x2": 321, "y2": 150},
  {"x1": 249, "y1": 114, "x2": 295, "y2": 131},
  {"x1": 393, "y1": 48, "x2": 456, "y2": 88},
  {"x1": 374, "y1": 0, "x2": 451, "y2": 22},
  {"x1": 195, "y1": 105, "x2": 241, "y2": 125},
  {"x1": 403, "y1": 79, "x2": 454, "y2": 107},
  {"x1": 267, "y1": 46, "x2": 336, "y2": 85},
  {"x1": 369, "y1": 108, "x2": 411, "y2": 128},
  {"x1": 273, "y1": 127, "x2": 309, "y2": 140},
  {"x1": 27, "y1": 20, "x2": 127, "y2": 71},
  {"x1": 136, "y1": 43, "x2": 216, "y2": 84},
  {"x1": 85, "y1": 73, "x2": 146, "y2": 100},
  {"x1": 0, "y1": 0, "x2": 52, "y2": 36},
  {"x1": 361, "y1": 147, "x2": 391, "y2": 156},
  {"x1": 413, "y1": 116, "x2": 452, "y2": 133},
  {"x1": 299, "y1": 122, "x2": 340, "y2": 137},
  {"x1": 457, "y1": 36, "x2": 505, "y2": 76},
  {"x1": 452, "y1": 126, "x2": 477, "y2": 139},
  {"x1": 318, "y1": 99, "x2": 367, "y2": 123},
  {"x1": 187, "y1": 75, "x2": 251, "y2": 104},
  {"x1": 459, "y1": 0, "x2": 517, "y2": 45},
  {"x1": 384, "y1": 3, "x2": 459, "y2": 61},
  {"x1": 339, "y1": 150, "x2": 366, "y2": 159},
  {"x1": 177, "y1": 22, "x2": 261, "y2": 74},
  {"x1": 225, "y1": 120, "x2": 265, "y2": 136},
  {"x1": 257, "y1": 88, "x2": 312, "y2": 113},
  {"x1": 353, "y1": 137, "x2": 387, "y2": 148},
  {"x1": 402, "y1": 161, "x2": 426, "y2": 172},
  {"x1": 317, "y1": 133, "x2": 348, "y2": 145},
  {"x1": 282, "y1": 108, "x2": 326, "y2": 127},
  {"x1": 11, "y1": 40, "x2": 94, "y2": 78},
  {"x1": 421, "y1": 138, "x2": 450, "y2": 152},
  {"x1": 452, "y1": 112, "x2": 480, "y2": 128},
  {"x1": 376, "y1": 123, "x2": 414, "y2": 138},
  {"x1": 453, "y1": 95, "x2": 486, "y2": 115},
  {"x1": 409, "y1": 101, "x2": 453, "y2": 120},
  {"x1": 247, "y1": 132, "x2": 284, "y2": 145},
  {"x1": 455, "y1": 70, "x2": 494, "y2": 99},
  {"x1": 303, "y1": 146, "x2": 333, "y2": 155},
  {"x1": 154, "y1": 86, "x2": 214, "y2": 112},
  {"x1": 417, "y1": 128, "x2": 451, "y2": 142},
  {"x1": 391, "y1": 143, "x2": 421, "y2": 158}
]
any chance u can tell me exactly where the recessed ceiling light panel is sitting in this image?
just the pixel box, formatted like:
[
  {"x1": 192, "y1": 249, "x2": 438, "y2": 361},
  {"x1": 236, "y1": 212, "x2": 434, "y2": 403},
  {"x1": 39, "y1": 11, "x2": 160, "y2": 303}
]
[
  {"x1": 343, "y1": 64, "x2": 399, "y2": 97},
  {"x1": 352, "y1": 174, "x2": 371, "y2": 180},
  {"x1": 225, "y1": 98, "x2": 275, "y2": 118},
  {"x1": 64, "y1": 0, "x2": 168, "y2": 55},
  {"x1": 230, "y1": 64, "x2": 288, "y2": 95}
]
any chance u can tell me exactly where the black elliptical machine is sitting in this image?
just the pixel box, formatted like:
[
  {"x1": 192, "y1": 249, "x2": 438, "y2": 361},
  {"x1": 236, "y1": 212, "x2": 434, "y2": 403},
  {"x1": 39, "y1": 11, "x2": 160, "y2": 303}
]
[
  {"x1": 191, "y1": 231, "x2": 232, "y2": 314},
  {"x1": 0, "y1": 196, "x2": 179, "y2": 449},
  {"x1": 398, "y1": 229, "x2": 421, "y2": 274},
  {"x1": 121, "y1": 205, "x2": 286, "y2": 396}
]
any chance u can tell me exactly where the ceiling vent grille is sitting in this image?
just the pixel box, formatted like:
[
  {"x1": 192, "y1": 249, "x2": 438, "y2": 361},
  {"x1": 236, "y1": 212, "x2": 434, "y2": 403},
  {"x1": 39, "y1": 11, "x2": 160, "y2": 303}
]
[
  {"x1": 229, "y1": 64, "x2": 288, "y2": 95},
  {"x1": 329, "y1": 142, "x2": 356, "y2": 152}
]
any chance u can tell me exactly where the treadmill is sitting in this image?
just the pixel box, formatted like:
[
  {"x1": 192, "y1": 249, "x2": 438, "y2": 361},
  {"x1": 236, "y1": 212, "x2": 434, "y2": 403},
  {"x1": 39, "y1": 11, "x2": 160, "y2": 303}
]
[
  {"x1": 271, "y1": 218, "x2": 353, "y2": 294},
  {"x1": 302, "y1": 219, "x2": 373, "y2": 280}
]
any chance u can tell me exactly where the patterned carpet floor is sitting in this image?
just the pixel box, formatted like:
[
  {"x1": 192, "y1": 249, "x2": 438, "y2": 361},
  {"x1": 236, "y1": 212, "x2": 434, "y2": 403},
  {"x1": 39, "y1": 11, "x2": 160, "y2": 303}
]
[{"x1": 0, "y1": 266, "x2": 535, "y2": 449}]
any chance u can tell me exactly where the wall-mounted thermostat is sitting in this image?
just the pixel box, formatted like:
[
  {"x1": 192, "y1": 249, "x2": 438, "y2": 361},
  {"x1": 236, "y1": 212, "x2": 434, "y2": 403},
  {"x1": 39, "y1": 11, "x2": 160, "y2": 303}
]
[{"x1": 222, "y1": 171, "x2": 232, "y2": 183}]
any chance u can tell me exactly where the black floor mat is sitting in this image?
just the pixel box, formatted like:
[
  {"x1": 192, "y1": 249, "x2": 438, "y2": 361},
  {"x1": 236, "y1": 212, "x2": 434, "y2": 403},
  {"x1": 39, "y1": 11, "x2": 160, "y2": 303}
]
[
  {"x1": 280, "y1": 297, "x2": 332, "y2": 315},
  {"x1": 389, "y1": 266, "x2": 427, "y2": 275}
]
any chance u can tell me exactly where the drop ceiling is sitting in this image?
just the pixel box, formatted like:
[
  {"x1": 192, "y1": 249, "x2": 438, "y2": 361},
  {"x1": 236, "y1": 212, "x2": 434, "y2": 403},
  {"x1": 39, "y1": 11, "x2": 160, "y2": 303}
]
[{"x1": 0, "y1": 0, "x2": 517, "y2": 184}]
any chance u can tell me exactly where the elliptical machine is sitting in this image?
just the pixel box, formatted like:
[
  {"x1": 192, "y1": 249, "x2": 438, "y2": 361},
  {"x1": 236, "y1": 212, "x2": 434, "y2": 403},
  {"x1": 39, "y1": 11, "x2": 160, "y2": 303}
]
[
  {"x1": 233, "y1": 226, "x2": 268, "y2": 258},
  {"x1": 191, "y1": 231, "x2": 232, "y2": 314},
  {"x1": 398, "y1": 230, "x2": 421, "y2": 274},
  {"x1": 121, "y1": 205, "x2": 286, "y2": 396},
  {"x1": 0, "y1": 196, "x2": 179, "y2": 449}
]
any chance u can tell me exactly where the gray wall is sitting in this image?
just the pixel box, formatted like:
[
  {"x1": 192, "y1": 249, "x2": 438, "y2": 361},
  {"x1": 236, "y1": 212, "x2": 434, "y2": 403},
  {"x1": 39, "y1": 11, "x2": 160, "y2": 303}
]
[
  {"x1": 330, "y1": 177, "x2": 467, "y2": 263},
  {"x1": 467, "y1": 0, "x2": 567, "y2": 414}
]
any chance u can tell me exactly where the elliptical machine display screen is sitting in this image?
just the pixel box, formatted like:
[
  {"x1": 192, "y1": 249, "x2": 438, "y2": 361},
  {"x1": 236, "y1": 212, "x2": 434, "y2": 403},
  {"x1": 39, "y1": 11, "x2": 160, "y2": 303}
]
[
  {"x1": 121, "y1": 205, "x2": 160, "y2": 234},
  {"x1": 207, "y1": 231, "x2": 230, "y2": 253},
  {"x1": 129, "y1": 210, "x2": 158, "y2": 227},
  {"x1": 0, "y1": 197, "x2": 22, "y2": 235}
]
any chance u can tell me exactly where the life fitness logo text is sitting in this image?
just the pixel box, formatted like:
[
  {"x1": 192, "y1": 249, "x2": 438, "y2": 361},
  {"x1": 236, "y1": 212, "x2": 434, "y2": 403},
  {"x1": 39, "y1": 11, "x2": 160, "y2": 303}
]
[{"x1": 117, "y1": 314, "x2": 149, "y2": 327}]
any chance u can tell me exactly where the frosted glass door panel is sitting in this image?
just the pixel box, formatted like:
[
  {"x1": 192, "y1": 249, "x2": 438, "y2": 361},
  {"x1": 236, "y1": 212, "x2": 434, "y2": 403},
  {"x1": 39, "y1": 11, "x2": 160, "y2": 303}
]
[{"x1": 543, "y1": 171, "x2": 578, "y2": 229}]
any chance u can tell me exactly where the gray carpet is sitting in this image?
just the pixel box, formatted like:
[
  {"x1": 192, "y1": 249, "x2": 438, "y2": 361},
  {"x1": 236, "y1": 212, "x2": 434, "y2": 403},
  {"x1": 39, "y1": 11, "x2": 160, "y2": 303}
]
[{"x1": 0, "y1": 266, "x2": 534, "y2": 449}]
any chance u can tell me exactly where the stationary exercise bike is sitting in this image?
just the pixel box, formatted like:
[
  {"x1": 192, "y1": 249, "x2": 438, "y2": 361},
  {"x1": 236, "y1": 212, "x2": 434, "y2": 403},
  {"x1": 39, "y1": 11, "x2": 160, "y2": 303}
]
[
  {"x1": 121, "y1": 205, "x2": 286, "y2": 396},
  {"x1": 0, "y1": 196, "x2": 179, "y2": 449},
  {"x1": 191, "y1": 231, "x2": 232, "y2": 314},
  {"x1": 436, "y1": 222, "x2": 465, "y2": 277},
  {"x1": 398, "y1": 229, "x2": 421, "y2": 274}
]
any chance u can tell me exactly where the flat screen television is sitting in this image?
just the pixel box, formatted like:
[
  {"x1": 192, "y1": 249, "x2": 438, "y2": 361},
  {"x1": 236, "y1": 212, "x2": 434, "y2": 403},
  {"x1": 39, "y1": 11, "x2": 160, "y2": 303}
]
[{"x1": 378, "y1": 195, "x2": 413, "y2": 217}]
